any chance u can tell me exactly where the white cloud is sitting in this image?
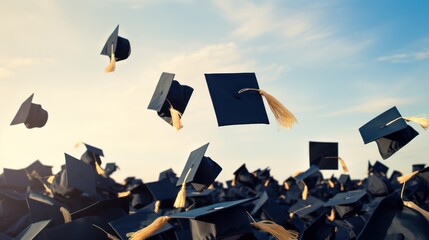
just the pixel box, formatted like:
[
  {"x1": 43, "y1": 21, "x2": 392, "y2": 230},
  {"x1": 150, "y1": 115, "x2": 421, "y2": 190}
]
[
  {"x1": 377, "y1": 50, "x2": 429, "y2": 63},
  {"x1": 0, "y1": 68, "x2": 13, "y2": 78},
  {"x1": 2, "y1": 58, "x2": 56, "y2": 68}
]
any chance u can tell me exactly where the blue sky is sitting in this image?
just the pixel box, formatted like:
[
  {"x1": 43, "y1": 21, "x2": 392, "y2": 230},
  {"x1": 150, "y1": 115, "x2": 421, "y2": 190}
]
[{"x1": 1, "y1": 0, "x2": 428, "y2": 183}]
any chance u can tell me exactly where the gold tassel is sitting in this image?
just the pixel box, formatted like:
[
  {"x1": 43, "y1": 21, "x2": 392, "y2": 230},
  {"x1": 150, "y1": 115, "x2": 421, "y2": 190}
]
[
  {"x1": 404, "y1": 116, "x2": 429, "y2": 130},
  {"x1": 289, "y1": 205, "x2": 312, "y2": 219},
  {"x1": 231, "y1": 177, "x2": 236, "y2": 187},
  {"x1": 74, "y1": 141, "x2": 83, "y2": 149},
  {"x1": 251, "y1": 220, "x2": 298, "y2": 240},
  {"x1": 154, "y1": 200, "x2": 161, "y2": 214},
  {"x1": 95, "y1": 161, "x2": 105, "y2": 175},
  {"x1": 301, "y1": 181, "x2": 308, "y2": 200},
  {"x1": 328, "y1": 179, "x2": 335, "y2": 188},
  {"x1": 259, "y1": 89, "x2": 297, "y2": 129},
  {"x1": 117, "y1": 191, "x2": 131, "y2": 198},
  {"x1": 169, "y1": 106, "x2": 183, "y2": 130},
  {"x1": 404, "y1": 201, "x2": 429, "y2": 221},
  {"x1": 60, "y1": 207, "x2": 72, "y2": 223},
  {"x1": 47, "y1": 175, "x2": 55, "y2": 184},
  {"x1": 327, "y1": 208, "x2": 335, "y2": 221},
  {"x1": 264, "y1": 179, "x2": 270, "y2": 187},
  {"x1": 173, "y1": 168, "x2": 192, "y2": 208},
  {"x1": 128, "y1": 216, "x2": 171, "y2": 240},
  {"x1": 105, "y1": 44, "x2": 116, "y2": 73},
  {"x1": 284, "y1": 181, "x2": 290, "y2": 190},
  {"x1": 92, "y1": 224, "x2": 119, "y2": 240},
  {"x1": 397, "y1": 171, "x2": 419, "y2": 184},
  {"x1": 338, "y1": 157, "x2": 349, "y2": 173}
]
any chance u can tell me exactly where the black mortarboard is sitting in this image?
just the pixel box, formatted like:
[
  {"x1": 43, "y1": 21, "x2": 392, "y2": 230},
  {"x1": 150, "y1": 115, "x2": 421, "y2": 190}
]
[
  {"x1": 147, "y1": 72, "x2": 193, "y2": 130},
  {"x1": 14, "y1": 219, "x2": 51, "y2": 240},
  {"x1": 250, "y1": 192, "x2": 288, "y2": 224},
  {"x1": 100, "y1": 25, "x2": 131, "y2": 72},
  {"x1": 2, "y1": 168, "x2": 30, "y2": 188},
  {"x1": 176, "y1": 143, "x2": 222, "y2": 192},
  {"x1": 109, "y1": 208, "x2": 174, "y2": 240},
  {"x1": 80, "y1": 143, "x2": 104, "y2": 166},
  {"x1": 294, "y1": 165, "x2": 320, "y2": 182},
  {"x1": 233, "y1": 164, "x2": 259, "y2": 189},
  {"x1": 10, "y1": 93, "x2": 48, "y2": 129},
  {"x1": 309, "y1": 141, "x2": 339, "y2": 170},
  {"x1": 144, "y1": 178, "x2": 178, "y2": 201},
  {"x1": 26, "y1": 197, "x2": 64, "y2": 226},
  {"x1": 25, "y1": 160, "x2": 52, "y2": 178},
  {"x1": 412, "y1": 164, "x2": 426, "y2": 172},
  {"x1": 71, "y1": 197, "x2": 129, "y2": 220},
  {"x1": 169, "y1": 198, "x2": 255, "y2": 239},
  {"x1": 158, "y1": 168, "x2": 179, "y2": 184},
  {"x1": 359, "y1": 106, "x2": 419, "y2": 159},
  {"x1": 289, "y1": 196, "x2": 325, "y2": 219},
  {"x1": 205, "y1": 72, "x2": 296, "y2": 128},
  {"x1": 372, "y1": 161, "x2": 389, "y2": 176},
  {"x1": 104, "y1": 163, "x2": 119, "y2": 176},
  {"x1": 324, "y1": 190, "x2": 367, "y2": 218},
  {"x1": 300, "y1": 213, "x2": 334, "y2": 240},
  {"x1": 366, "y1": 174, "x2": 390, "y2": 197},
  {"x1": 64, "y1": 153, "x2": 97, "y2": 196}
]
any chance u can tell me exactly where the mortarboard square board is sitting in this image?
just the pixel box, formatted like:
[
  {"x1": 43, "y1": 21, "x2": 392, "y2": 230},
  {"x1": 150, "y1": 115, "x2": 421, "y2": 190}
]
[
  {"x1": 176, "y1": 143, "x2": 222, "y2": 192},
  {"x1": 64, "y1": 153, "x2": 97, "y2": 196},
  {"x1": 233, "y1": 164, "x2": 259, "y2": 188},
  {"x1": 71, "y1": 197, "x2": 129, "y2": 220},
  {"x1": 109, "y1": 208, "x2": 174, "y2": 240},
  {"x1": 359, "y1": 106, "x2": 419, "y2": 159},
  {"x1": 10, "y1": 93, "x2": 48, "y2": 129},
  {"x1": 100, "y1": 25, "x2": 131, "y2": 62},
  {"x1": 2, "y1": 168, "x2": 30, "y2": 188},
  {"x1": 300, "y1": 213, "x2": 334, "y2": 240},
  {"x1": 80, "y1": 143, "x2": 104, "y2": 166},
  {"x1": 25, "y1": 160, "x2": 52, "y2": 178},
  {"x1": 309, "y1": 141, "x2": 339, "y2": 170},
  {"x1": 14, "y1": 219, "x2": 51, "y2": 240},
  {"x1": 204, "y1": 72, "x2": 270, "y2": 126},
  {"x1": 168, "y1": 198, "x2": 256, "y2": 239},
  {"x1": 294, "y1": 165, "x2": 320, "y2": 182},
  {"x1": 412, "y1": 164, "x2": 426, "y2": 172},
  {"x1": 104, "y1": 163, "x2": 118, "y2": 176},
  {"x1": 147, "y1": 72, "x2": 194, "y2": 128},
  {"x1": 324, "y1": 190, "x2": 367, "y2": 218},
  {"x1": 289, "y1": 196, "x2": 325, "y2": 218},
  {"x1": 372, "y1": 161, "x2": 389, "y2": 175},
  {"x1": 143, "y1": 178, "x2": 178, "y2": 201},
  {"x1": 26, "y1": 197, "x2": 64, "y2": 226}
]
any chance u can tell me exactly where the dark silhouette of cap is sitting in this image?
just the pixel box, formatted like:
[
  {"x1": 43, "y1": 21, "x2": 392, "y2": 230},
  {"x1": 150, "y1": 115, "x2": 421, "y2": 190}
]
[
  {"x1": 10, "y1": 93, "x2": 48, "y2": 129},
  {"x1": 64, "y1": 153, "x2": 97, "y2": 196},
  {"x1": 359, "y1": 106, "x2": 419, "y2": 159},
  {"x1": 309, "y1": 141, "x2": 339, "y2": 170},
  {"x1": 147, "y1": 72, "x2": 193, "y2": 129}
]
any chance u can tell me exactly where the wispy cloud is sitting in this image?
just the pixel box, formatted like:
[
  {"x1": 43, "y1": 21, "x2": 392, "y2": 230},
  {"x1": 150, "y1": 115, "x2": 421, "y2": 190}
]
[
  {"x1": 324, "y1": 97, "x2": 417, "y2": 117},
  {"x1": 0, "y1": 68, "x2": 13, "y2": 78},
  {"x1": 2, "y1": 58, "x2": 56, "y2": 68},
  {"x1": 377, "y1": 50, "x2": 429, "y2": 63}
]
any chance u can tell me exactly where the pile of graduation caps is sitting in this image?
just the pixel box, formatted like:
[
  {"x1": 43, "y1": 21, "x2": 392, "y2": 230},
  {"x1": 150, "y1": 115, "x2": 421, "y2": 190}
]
[{"x1": 4, "y1": 25, "x2": 429, "y2": 240}]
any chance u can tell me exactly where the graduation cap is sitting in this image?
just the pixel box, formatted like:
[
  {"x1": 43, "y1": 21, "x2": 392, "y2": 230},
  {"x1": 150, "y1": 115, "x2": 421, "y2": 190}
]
[
  {"x1": 288, "y1": 196, "x2": 325, "y2": 219},
  {"x1": 144, "y1": 178, "x2": 178, "y2": 203},
  {"x1": 324, "y1": 190, "x2": 367, "y2": 218},
  {"x1": 309, "y1": 141, "x2": 348, "y2": 173},
  {"x1": 337, "y1": 174, "x2": 352, "y2": 191},
  {"x1": 300, "y1": 213, "x2": 335, "y2": 240},
  {"x1": 104, "y1": 163, "x2": 119, "y2": 176},
  {"x1": 25, "y1": 160, "x2": 52, "y2": 178},
  {"x1": 109, "y1": 209, "x2": 175, "y2": 240},
  {"x1": 366, "y1": 174, "x2": 390, "y2": 197},
  {"x1": 100, "y1": 25, "x2": 131, "y2": 72},
  {"x1": 358, "y1": 106, "x2": 428, "y2": 159},
  {"x1": 372, "y1": 161, "x2": 389, "y2": 176},
  {"x1": 10, "y1": 93, "x2": 48, "y2": 129},
  {"x1": 250, "y1": 192, "x2": 289, "y2": 224},
  {"x1": 2, "y1": 168, "x2": 30, "y2": 189},
  {"x1": 71, "y1": 197, "x2": 129, "y2": 220},
  {"x1": 294, "y1": 165, "x2": 321, "y2": 200},
  {"x1": 412, "y1": 164, "x2": 426, "y2": 172},
  {"x1": 64, "y1": 153, "x2": 97, "y2": 196},
  {"x1": 14, "y1": 219, "x2": 51, "y2": 240},
  {"x1": 147, "y1": 72, "x2": 193, "y2": 130},
  {"x1": 77, "y1": 142, "x2": 104, "y2": 166},
  {"x1": 233, "y1": 164, "x2": 259, "y2": 189},
  {"x1": 174, "y1": 143, "x2": 222, "y2": 208},
  {"x1": 204, "y1": 72, "x2": 297, "y2": 128}
]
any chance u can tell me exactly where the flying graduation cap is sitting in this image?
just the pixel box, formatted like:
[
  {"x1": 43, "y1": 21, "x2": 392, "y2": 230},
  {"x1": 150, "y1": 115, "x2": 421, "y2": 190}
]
[
  {"x1": 100, "y1": 25, "x2": 131, "y2": 73},
  {"x1": 173, "y1": 143, "x2": 222, "y2": 208},
  {"x1": 309, "y1": 141, "x2": 349, "y2": 173},
  {"x1": 10, "y1": 93, "x2": 48, "y2": 129},
  {"x1": 147, "y1": 72, "x2": 193, "y2": 130},
  {"x1": 359, "y1": 106, "x2": 428, "y2": 159},
  {"x1": 204, "y1": 72, "x2": 297, "y2": 129}
]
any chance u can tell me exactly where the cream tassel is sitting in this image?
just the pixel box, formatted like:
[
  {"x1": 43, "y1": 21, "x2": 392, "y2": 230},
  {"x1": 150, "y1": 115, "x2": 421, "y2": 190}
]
[
  {"x1": 105, "y1": 44, "x2": 116, "y2": 73},
  {"x1": 173, "y1": 168, "x2": 192, "y2": 208},
  {"x1": 127, "y1": 216, "x2": 171, "y2": 240},
  {"x1": 327, "y1": 208, "x2": 335, "y2": 221},
  {"x1": 403, "y1": 201, "x2": 429, "y2": 221},
  {"x1": 397, "y1": 171, "x2": 419, "y2": 184},
  {"x1": 238, "y1": 88, "x2": 297, "y2": 129},
  {"x1": 338, "y1": 157, "x2": 349, "y2": 173},
  {"x1": 60, "y1": 207, "x2": 72, "y2": 223},
  {"x1": 169, "y1": 106, "x2": 183, "y2": 130},
  {"x1": 301, "y1": 181, "x2": 308, "y2": 200},
  {"x1": 328, "y1": 179, "x2": 335, "y2": 188},
  {"x1": 251, "y1": 220, "x2": 298, "y2": 240},
  {"x1": 385, "y1": 115, "x2": 429, "y2": 130},
  {"x1": 284, "y1": 181, "x2": 290, "y2": 190},
  {"x1": 289, "y1": 205, "x2": 312, "y2": 219},
  {"x1": 154, "y1": 200, "x2": 161, "y2": 214}
]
